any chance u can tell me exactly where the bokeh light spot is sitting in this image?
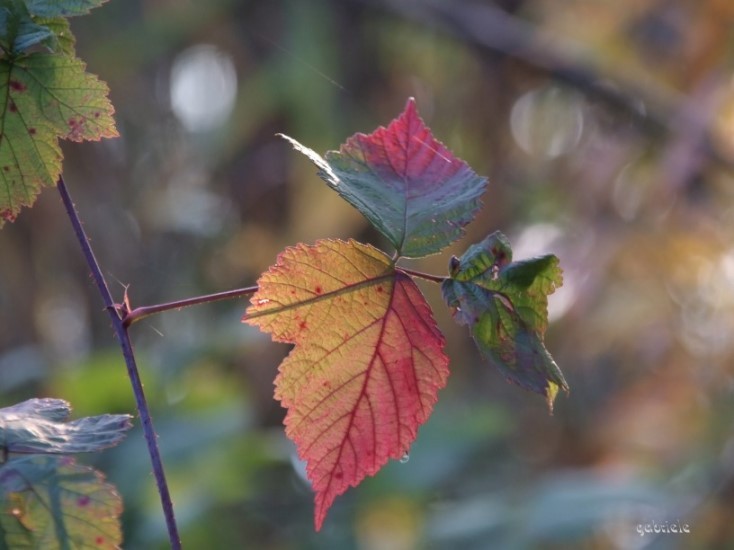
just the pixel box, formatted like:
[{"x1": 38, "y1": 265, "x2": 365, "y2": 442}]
[{"x1": 170, "y1": 45, "x2": 238, "y2": 133}]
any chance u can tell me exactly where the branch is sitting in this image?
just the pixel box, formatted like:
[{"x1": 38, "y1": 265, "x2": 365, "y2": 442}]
[{"x1": 57, "y1": 177, "x2": 182, "y2": 550}]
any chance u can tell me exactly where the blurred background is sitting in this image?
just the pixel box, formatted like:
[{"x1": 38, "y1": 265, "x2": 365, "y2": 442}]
[{"x1": 3, "y1": 0, "x2": 734, "y2": 548}]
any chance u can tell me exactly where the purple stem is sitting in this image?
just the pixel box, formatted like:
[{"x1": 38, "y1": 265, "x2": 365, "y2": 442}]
[
  {"x1": 57, "y1": 177, "x2": 182, "y2": 550},
  {"x1": 124, "y1": 286, "x2": 258, "y2": 327},
  {"x1": 398, "y1": 266, "x2": 447, "y2": 284}
]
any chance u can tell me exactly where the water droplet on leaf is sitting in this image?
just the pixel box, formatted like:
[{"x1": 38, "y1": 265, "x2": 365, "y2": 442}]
[{"x1": 399, "y1": 452, "x2": 410, "y2": 464}]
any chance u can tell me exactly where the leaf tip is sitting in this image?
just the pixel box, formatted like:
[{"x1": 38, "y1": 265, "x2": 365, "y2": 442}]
[
  {"x1": 545, "y1": 379, "x2": 570, "y2": 414},
  {"x1": 314, "y1": 510, "x2": 325, "y2": 532},
  {"x1": 119, "y1": 414, "x2": 134, "y2": 430},
  {"x1": 277, "y1": 133, "x2": 339, "y2": 188},
  {"x1": 546, "y1": 382, "x2": 560, "y2": 414},
  {"x1": 313, "y1": 489, "x2": 334, "y2": 532}
]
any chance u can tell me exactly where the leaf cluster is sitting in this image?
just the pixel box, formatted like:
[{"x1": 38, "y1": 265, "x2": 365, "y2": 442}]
[
  {"x1": 0, "y1": 398, "x2": 131, "y2": 548},
  {"x1": 251, "y1": 98, "x2": 568, "y2": 528},
  {"x1": 0, "y1": 2, "x2": 568, "y2": 537}
]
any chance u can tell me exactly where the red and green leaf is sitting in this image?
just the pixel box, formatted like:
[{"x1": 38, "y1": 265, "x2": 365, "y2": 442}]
[
  {"x1": 244, "y1": 239, "x2": 449, "y2": 530},
  {"x1": 0, "y1": 456, "x2": 123, "y2": 549},
  {"x1": 280, "y1": 98, "x2": 487, "y2": 258},
  {"x1": 442, "y1": 231, "x2": 568, "y2": 411}
]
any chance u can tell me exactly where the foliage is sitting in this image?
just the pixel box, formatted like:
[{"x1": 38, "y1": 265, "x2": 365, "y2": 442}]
[
  {"x1": 0, "y1": 6, "x2": 569, "y2": 529},
  {"x1": 442, "y1": 231, "x2": 567, "y2": 410},
  {"x1": 246, "y1": 239, "x2": 450, "y2": 530},
  {"x1": 0, "y1": 0, "x2": 116, "y2": 225},
  {"x1": 278, "y1": 98, "x2": 486, "y2": 258},
  {"x1": 0, "y1": 399, "x2": 131, "y2": 548},
  {"x1": 253, "y1": 100, "x2": 564, "y2": 528}
]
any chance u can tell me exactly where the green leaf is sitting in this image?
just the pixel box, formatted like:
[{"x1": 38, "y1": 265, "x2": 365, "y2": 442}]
[
  {"x1": 0, "y1": 456, "x2": 123, "y2": 549},
  {"x1": 0, "y1": 0, "x2": 51, "y2": 53},
  {"x1": 35, "y1": 17, "x2": 75, "y2": 56},
  {"x1": 24, "y1": 0, "x2": 108, "y2": 18},
  {"x1": 0, "y1": 51, "x2": 117, "y2": 225},
  {"x1": 0, "y1": 2, "x2": 78, "y2": 55},
  {"x1": 442, "y1": 231, "x2": 568, "y2": 411},
  {"x1": 280, "y1": 98, "x2": 487, "y2": 258},
  {"x1": 0, "y1": 398, "x2": 132, "y2": 455}
]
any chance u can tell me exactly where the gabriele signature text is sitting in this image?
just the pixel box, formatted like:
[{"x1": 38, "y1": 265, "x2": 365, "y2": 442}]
[{"x1": 636, "y1": 520, "x2": 690, "y2": 537}]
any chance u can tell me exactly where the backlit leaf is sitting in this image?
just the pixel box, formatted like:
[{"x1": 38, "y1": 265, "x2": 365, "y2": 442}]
[
  {"x1": 0, "y1": 51, "x2": 117, "y2": 225},
  {"x1": 442, "y1": 231, "x2": 568, "y2": 411},
  {"x1": 244, "y1": 239, "x2": 449, "y2": 530},
  {"x1": 0, "y1": 456, "x2": 123, "y2": 549},
  {"x1": 35, "y1": 17, "x2": 76, "y2": 56},
  {"x1": 0, "y1": 1, "x2": 77, "y2": 55},
  {"x1": 0, "y1": 398, "x2": 133, "y2": 455},
  {"x1": 24, "y1": 0, "x2": 108, "y2": 18},
  {"x1": 280, "y1": 98, "x2": 487, "y2": 258}
]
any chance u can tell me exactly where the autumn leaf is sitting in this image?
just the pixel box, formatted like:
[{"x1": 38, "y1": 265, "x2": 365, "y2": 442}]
[
  {"x1": 280, "y1": 98, "x2": 487, "y2": 258},
  {"x1": 442, "y1": 231, "x2": 568, "y2": 411},
  {"x1": 0, "y1": 52, "x2": 116, "y2": 225},
  {"x1": 0, "y1": 3, "x2": 117, "y2": 226},
  {"x1": 0, "y1": 456, "x2": 123, "y2": 549},
  {"x1": 244, "y1": 239, "x2": 449, "y2": 530}
]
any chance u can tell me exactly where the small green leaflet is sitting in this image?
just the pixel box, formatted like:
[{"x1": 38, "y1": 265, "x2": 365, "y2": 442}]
[
  {"x1": 441, "y1": 231, "x2": 569, "y2": 411},
  {"x1": 280, "y1": 98, "x2": 487, "y2": 258},
  {"x1": 0, "y1": 0, "x2": 117, "y2": 226}
]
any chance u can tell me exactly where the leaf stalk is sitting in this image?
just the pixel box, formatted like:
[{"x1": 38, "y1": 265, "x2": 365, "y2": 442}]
[
  {"x1": 398, "y1": 266, "x2": 447, "y2": 284},
  {"x1": 123, "y1": 286, "x2": 258, "y2": 327}
]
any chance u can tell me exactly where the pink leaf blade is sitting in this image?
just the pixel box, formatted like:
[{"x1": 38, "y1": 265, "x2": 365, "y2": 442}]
[{"x1": 243, "y1": 239, "x2": 449, "y2": 530}]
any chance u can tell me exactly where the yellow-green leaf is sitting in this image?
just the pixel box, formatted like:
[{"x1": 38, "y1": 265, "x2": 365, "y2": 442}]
[{"x1": 0, "y1": 52, "x2": 117, "y2": 225}]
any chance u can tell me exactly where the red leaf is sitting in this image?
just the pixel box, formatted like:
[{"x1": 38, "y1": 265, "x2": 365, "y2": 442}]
[
  {"x1": 244, "y1": 239, "x2": 449, "y2": 530},
  {"x1": 280, "y1": 98, "x2": 487, "y2": 257}
]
